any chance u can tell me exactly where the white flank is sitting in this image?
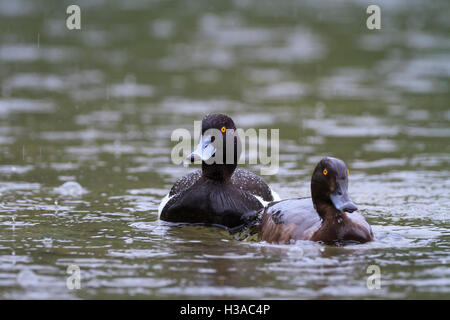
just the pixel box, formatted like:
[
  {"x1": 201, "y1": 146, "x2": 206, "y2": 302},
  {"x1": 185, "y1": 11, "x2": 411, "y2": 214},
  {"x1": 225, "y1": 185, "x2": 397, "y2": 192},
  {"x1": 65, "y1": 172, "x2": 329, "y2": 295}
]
[
  {"x1": 157, "y1": 193, "x2": 172, "y2": 218},
  {"x1": 254, "y1": 195, "x2": 270, "y2": 207},
  {"x1": 254, "y1": 187, "x2": 281, "y2": 207},
  {"x1": 271, "y1": 189, "x2": 281, "y2": 201}
]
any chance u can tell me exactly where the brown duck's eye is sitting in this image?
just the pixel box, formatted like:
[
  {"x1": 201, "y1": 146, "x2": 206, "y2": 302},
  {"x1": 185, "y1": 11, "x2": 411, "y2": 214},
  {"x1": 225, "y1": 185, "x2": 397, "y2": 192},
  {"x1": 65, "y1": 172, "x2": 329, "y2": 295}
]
[
  {"x1": 220, "y1": 126, "x2": 226, "y2": 133},
  {"x1": 323, "y1": 168, "x2": 328, "y2": 176},
  {"x1": 347, "y1": 169, "x2": 349, "y2": 175}
]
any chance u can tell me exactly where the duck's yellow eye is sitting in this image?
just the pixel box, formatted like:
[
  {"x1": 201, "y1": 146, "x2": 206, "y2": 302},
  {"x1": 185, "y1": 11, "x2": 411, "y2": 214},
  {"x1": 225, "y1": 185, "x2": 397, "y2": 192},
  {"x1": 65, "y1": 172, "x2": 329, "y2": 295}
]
[
  {"x1": 347, "y1": 169, "x2": 349, "y2": 175},
  {"x1": 220, "y1": 126, "x2": 226, "y2": 133},
  {"x1": 323, "y1": 169, "x2": 328, "y2": 176}
]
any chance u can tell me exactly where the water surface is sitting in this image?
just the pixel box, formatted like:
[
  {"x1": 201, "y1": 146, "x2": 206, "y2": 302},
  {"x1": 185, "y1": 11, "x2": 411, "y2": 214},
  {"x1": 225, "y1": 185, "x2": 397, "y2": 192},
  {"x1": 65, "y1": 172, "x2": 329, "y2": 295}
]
[{"x1": 0, "y1": 0, "x2": 449, "y2": 299}]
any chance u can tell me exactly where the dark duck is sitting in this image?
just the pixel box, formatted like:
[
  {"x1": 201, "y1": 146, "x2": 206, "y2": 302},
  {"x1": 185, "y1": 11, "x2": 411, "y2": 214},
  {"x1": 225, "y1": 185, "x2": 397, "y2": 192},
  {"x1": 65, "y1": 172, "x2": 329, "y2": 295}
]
[
  {"x1": 253, "y1": 157, "x2": 373, "y2": 245},
  {"x1": 159, "y1": 113, "x2": 279, "y2": 229}
]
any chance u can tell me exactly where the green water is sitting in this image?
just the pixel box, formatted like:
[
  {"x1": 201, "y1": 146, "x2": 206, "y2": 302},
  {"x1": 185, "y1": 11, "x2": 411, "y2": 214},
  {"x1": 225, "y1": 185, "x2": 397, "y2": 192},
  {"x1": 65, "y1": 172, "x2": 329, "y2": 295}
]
[{"x1": 0, "y1": 0, "x2": 449, "y2": 299}]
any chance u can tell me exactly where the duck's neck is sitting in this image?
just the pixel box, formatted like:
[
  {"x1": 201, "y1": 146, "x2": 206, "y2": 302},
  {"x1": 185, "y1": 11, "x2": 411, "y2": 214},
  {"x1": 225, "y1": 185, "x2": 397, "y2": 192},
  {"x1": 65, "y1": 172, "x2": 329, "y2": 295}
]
[
  {"x1": 315, "y1": 202, "x2": 346, "y2": 225},
  {"x1": 311, "y1": 202, "x2": 347, "y2": 242},
  {"x1": 202, "y1": 162, "x2": 236, "y2": 182}
]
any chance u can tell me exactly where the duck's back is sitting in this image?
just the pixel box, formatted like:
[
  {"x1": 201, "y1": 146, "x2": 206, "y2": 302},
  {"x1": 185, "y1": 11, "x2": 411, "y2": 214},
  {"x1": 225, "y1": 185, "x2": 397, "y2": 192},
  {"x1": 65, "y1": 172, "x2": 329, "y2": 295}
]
[
  {"x1": 169, "y1": 168, "x2": 275, "y2": 201},
  {"x1": 259, "y1": 198, "x2": 322, "y2": 243}
]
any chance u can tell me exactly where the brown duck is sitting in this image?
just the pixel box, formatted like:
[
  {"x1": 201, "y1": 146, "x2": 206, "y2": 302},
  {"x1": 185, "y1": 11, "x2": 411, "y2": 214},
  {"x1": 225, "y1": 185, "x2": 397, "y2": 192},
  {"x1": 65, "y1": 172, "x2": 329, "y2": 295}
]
[{"x1": 256, "y1": 157, "x2": 373, "y2": 245}]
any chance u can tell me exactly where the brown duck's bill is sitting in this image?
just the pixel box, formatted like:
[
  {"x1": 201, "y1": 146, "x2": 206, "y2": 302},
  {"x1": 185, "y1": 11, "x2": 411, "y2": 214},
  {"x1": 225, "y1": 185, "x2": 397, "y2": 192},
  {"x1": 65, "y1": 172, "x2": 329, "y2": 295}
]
[{"x1": 330, "y1": 184, "x2": 358, "y2": 213}]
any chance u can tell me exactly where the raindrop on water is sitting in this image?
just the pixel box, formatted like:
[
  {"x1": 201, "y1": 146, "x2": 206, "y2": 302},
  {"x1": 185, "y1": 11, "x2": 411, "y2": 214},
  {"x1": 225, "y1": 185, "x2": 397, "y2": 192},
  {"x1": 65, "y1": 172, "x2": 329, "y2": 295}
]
[
  {"x1": 54, "y1": 181, "x2": 86, "y2": 197},
  {"x1": 17, "y1": 269, "x2": 39, "y2": 287}
]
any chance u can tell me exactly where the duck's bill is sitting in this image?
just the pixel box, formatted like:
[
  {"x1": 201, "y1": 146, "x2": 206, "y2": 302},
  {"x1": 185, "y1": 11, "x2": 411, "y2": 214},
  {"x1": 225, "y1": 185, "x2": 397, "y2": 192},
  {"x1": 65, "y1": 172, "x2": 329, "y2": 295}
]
[
  {"x1": 330, "y1": 186, "x2": 358, "y2": 213},
  {"x1": 188, "y1": 136, "x2": 216, "y2": 163}
]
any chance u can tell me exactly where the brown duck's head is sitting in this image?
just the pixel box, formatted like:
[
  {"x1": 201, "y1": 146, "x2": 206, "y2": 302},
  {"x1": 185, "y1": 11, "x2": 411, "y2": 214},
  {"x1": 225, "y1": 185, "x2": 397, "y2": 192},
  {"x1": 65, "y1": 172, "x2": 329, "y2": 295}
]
[{"x1": 311, "y1": 157, "x2": 357, "y2": 213}]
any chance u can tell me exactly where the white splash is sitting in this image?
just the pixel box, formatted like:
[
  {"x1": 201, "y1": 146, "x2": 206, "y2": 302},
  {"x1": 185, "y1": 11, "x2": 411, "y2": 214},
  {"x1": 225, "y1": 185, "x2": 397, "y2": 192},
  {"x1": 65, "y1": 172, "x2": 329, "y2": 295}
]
[{"x1": 54, "y1": 181, "x2": 87, "y2": 197}]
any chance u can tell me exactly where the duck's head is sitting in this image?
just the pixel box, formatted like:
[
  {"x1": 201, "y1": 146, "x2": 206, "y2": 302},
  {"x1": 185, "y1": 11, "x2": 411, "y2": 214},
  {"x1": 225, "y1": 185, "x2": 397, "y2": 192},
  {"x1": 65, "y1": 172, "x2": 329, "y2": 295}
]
[
  {"x1": 189, "y1": 113, "x2": 240, "y2": 180},
  {"x1": 311, "y1": 157, "x2": 357, "y2": 214}
]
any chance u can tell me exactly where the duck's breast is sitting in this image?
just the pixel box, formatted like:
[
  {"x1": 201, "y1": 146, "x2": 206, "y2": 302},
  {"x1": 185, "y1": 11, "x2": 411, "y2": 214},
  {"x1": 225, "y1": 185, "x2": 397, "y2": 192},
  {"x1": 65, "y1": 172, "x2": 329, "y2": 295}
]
[{"x1": 160, "y1": 179, "x2": 263, "y2": 228}]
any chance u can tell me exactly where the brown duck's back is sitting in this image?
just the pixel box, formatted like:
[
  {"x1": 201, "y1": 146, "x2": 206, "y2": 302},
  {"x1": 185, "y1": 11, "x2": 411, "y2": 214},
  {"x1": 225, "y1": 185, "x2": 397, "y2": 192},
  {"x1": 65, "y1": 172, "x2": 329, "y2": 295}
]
[{"x1": 259, "y1": 198, "x2": 322, "y2": 244}]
